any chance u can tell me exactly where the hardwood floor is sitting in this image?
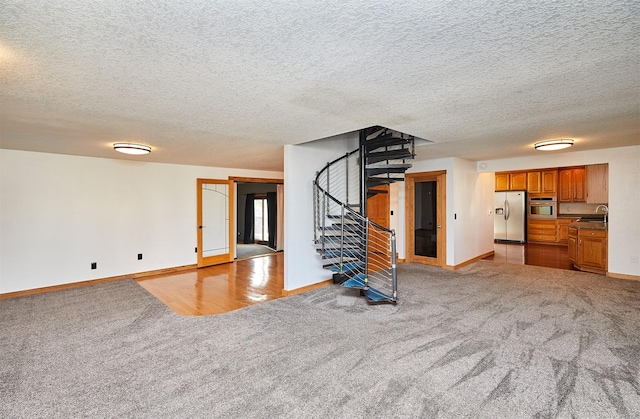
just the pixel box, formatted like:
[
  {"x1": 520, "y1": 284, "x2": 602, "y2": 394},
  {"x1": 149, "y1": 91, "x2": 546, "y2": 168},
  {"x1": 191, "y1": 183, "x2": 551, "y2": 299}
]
[
  {"x1": 136, "y1": 253, "x2": 284, "y2": 316},
  {"x1": 484, "y1": 242, "x2": 578, "y2": 271}
]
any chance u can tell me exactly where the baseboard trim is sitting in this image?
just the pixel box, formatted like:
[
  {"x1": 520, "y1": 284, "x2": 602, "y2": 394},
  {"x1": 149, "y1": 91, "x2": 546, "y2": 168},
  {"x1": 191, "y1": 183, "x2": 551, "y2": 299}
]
[
  {"x1": 0, "y1": 264, "x2": 197, "y2": 300},
  {"x1": 444, "y1": 251, "x2": 495, "y2": 270},
  {"x1": 282, "y1": 279, "x2": 333, "y2": 296},
  {"x1": 607, "y1": 272, "x2": 640, "y2": 282}
]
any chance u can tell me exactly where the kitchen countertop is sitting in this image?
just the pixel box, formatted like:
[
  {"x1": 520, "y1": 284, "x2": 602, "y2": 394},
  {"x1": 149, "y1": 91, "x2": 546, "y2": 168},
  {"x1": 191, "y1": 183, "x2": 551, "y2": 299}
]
[
  {"x1": 568, "y1": 221, "x2": 608, "y2": 230},
  {"x1": 558, "y1": 214, "x2": 605, "y2": 220}
]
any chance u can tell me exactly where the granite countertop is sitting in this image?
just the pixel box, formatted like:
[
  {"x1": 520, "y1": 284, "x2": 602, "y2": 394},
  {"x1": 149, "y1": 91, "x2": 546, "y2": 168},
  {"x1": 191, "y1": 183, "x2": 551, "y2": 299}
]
[
  {"x1": 568, "y1": 221, "x2": 608, "y2": 230},
  {"x1": 558, "y1": 214, "x2": 605, "y2": 220}
]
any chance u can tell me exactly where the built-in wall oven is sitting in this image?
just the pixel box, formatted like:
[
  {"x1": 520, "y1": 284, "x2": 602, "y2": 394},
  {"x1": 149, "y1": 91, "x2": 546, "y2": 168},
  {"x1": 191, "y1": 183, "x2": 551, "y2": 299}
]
[{"x1": 528, "y1": 196, "x2": 557, "y2": 220}]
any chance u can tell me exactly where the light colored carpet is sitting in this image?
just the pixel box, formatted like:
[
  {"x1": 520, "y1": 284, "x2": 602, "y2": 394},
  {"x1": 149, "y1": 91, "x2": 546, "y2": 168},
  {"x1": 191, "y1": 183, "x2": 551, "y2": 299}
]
[
  {"x1": 236, "y1": 243, "x2": 276, "y2": 259},
  {"x1": 1, "y1": 261, "x2": 639, "y2": 418}
]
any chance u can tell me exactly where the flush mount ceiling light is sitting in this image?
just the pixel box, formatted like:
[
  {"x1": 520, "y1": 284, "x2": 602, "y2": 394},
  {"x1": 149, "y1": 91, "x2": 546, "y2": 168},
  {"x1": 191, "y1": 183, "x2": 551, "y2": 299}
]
[
  {"x1": 534, "y1": 139, "x2": 574, "y2": 151},
  {"x1": 113, "y1": 143, "x2": 151, "y2": 155}
]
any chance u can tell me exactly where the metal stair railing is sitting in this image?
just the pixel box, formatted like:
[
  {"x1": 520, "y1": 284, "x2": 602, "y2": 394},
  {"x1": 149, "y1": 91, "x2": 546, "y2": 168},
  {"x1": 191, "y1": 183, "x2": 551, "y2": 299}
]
[{"x1": 313, "y1": 150, "x2": 398, "y2": 304}]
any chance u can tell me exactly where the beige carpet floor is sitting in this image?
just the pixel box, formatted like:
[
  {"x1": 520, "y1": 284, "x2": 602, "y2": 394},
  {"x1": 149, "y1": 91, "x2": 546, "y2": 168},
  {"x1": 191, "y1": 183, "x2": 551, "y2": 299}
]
[{"x1": 1, "y1": 260, "x2": 638, "y2": 418}]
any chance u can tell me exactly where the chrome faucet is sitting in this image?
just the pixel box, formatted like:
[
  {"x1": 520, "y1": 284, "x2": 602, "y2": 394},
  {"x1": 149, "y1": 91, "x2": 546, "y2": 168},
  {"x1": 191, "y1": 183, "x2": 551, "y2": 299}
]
[{"x1": 596, "y1": 204, "x2": 609, "y2": 223}]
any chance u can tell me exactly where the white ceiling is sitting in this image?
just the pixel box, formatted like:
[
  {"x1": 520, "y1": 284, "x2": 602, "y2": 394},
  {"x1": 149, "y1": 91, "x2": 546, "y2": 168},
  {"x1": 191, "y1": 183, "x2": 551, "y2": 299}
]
[{"x1": 1, "y1": 1, "x2": 638, "y2": 171}]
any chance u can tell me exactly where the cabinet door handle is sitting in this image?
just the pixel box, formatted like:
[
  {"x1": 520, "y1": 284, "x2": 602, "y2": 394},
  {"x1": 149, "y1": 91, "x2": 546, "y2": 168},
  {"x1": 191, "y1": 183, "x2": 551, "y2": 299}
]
[{"x1": 579, "y1": 240, "x2": 582, "y2": 246}]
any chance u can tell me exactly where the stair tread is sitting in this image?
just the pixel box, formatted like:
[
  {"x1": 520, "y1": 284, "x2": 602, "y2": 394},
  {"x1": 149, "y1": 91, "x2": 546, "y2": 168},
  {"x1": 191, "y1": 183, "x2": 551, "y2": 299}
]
[
  {"x1": 365, "y1": 163, "x2": 412, "y2": 169},
  {"x1": 366, "y1": 178, "x2": 405, "y2": 186},
  {"x1": 364, "y1": 287, "x2": 394, "y2": 303},
  {"x1": 364, "y1": 136, "x2": 411, "y2": 152},
  {"x1": 322, "y1": 256, "x2": 359, "y2": 264},
  {"x1": 366, "y1": 148, "x2": 413, "y2": 164},
  {"x1": 342, "y1": 274, "x2": 366, "y2": 289},
  {"x1": 320, "y1": 249, "x2": 362, "y2": 258},
  {"x1": 326, "y1": 262, "x2": 363, "y2": 272}
]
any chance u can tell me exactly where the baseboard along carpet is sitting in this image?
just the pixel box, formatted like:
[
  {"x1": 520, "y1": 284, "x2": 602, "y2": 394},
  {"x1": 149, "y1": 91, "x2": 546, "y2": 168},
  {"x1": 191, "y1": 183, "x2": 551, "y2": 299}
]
[{"x1": 1, "y1": 260, "x2": 638, "y2": 418}]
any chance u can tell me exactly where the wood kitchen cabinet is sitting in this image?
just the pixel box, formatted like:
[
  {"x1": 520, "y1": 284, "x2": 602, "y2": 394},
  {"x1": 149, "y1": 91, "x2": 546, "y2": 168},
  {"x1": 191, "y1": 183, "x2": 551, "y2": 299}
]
[
  {"x1": 510, "y1": 172, "x2": 527, "y2": 190},
  {"x1": 495, "y1": 172, "x2": 527, "y2": 191},
  {"x1": 557, "y1": 218, "x2": 579, "y2": 244},
  {"x1": 541, "y1": 170, "x2": 558, "y2": 193},
  {"x1": 586, "y1": 164, "x2": 608, "y2": 203},
  {"x1": 568, "y1": 227, "x2": 578, "y2": 262},
  {"x1": 571, "y1": 228, "x2": 607, "y2": 274},
  {"x1": 528, "y1": 169, "x2": 558, "y2": 194},
  {"x1": 495, "y1": 173, "x2": 510, "y2": 191},
  {"x1": 558, "y1": 167, "x2": 585, "y2": 202},
  {"x1": 528, "y1": 220, "x2": 557, "y2": 243},
  {"x1": 527, "y1": 171, "x2": 541, "y2": 193}
]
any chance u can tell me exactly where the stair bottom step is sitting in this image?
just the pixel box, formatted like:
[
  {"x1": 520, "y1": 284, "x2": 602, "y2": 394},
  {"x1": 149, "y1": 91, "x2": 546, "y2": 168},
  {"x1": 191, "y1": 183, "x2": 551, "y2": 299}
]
[
  {"x1": 341, "y1": 275, "x2": 396, "y2": 304},
  {"x1": 364, "y1": 287, "x2": 395, "y2": 304},
  {"x1": 342, "y1": 274, "x2": 366, "y2": 289}
]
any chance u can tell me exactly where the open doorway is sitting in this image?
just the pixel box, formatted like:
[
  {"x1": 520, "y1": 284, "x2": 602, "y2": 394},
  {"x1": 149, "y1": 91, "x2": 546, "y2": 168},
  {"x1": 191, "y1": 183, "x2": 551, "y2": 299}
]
[{"x1": 235, "y1": 179, "x2": 284, "y2": 260}]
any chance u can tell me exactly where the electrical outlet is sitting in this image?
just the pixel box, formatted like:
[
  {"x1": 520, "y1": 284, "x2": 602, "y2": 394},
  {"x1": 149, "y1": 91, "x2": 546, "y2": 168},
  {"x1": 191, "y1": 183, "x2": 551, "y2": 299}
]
[
  {"x1": 631, "y1": 256, "x2": 639, "y2": 264},
  {"x1": 138, "y1": 253, "x2": 143, "y2": 260},
  {"x1": 195, "y1": 247, "x2": 198, "y2": 253},
  {"x1": 91, "y1": 262, "x2": 97, "y2": 270}
]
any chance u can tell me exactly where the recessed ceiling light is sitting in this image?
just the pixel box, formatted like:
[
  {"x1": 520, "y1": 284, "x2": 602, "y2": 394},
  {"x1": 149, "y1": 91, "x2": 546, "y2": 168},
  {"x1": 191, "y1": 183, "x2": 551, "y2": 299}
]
[
  {"x1": 113, "y1": 143, "x2": 151, "y2": 155},
  {"x1": 534, "y1": 139, "x2": 574, "y2": 151}
]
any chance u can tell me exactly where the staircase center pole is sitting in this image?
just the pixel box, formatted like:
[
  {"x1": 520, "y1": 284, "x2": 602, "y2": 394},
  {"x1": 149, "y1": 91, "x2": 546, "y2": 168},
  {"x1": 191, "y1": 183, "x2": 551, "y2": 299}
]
[
  {"x1": 359, "y1": 128, "x2": 367, "y2": 217},
  {"x1": 391, "y1": 232, "x2": 397, "y2": 300}
]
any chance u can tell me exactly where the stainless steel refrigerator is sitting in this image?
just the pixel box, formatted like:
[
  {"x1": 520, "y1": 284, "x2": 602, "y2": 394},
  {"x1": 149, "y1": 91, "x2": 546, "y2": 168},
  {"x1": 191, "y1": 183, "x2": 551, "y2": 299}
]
[{"x1": 494, "y1": 191, "x2": 526, "y2": 242}]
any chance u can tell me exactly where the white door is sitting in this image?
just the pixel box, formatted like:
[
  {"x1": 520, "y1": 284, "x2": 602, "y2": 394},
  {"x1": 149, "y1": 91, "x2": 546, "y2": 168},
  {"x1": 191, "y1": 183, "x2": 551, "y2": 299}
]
[{"x1": 197, "y1": 179, "x2": 234, "y2": 267}]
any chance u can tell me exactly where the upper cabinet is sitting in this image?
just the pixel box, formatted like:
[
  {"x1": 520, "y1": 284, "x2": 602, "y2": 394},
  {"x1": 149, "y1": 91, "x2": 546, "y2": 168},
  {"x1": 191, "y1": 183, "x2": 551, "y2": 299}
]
[
  {"x1": 586, "y1": 164, "x2": 609, "y2": 204},
  {"x1": 527, "y1": 171, "x2": 541, "y2": 193},
  {"x1": 541, "y1": 170, "x2": 558, "y2": 193},
  {"x1": 558, "y1": 167, "x2": 586, "y2": 202},
  {"x1": 528, "y1": 169, "x2": 557, "y2": 194},
  {"x1": 510, "y1": 172, "x2": 527, "y2": 190},
  {"x1": 495, "y1": 173, "x2": 510, "y2": 191},
  {"x1": 497, "y1": 165, "x2": 607, "y2": 203},
  {"x1": 495, "y1": 171, "x2": 527, "y2": 191}
]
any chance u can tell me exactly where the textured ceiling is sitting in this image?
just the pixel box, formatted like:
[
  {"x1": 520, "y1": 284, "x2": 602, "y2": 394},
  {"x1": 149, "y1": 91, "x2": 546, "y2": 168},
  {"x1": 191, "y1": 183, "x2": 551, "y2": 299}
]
[{"x1": 1, "y1": 0, "x2": 638, "y2": 171}]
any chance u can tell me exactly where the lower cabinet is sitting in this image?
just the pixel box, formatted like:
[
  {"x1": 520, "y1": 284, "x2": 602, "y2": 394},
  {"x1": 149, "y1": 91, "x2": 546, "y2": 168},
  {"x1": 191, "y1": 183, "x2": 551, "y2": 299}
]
[
  {"x1": 557, "y1": 218, "x2": 579, "y2": 244},
  {"x1": 528, "y1": 220, "x2": 557, "y2": 243},
  {"x1": 568, "y1": 227, "x2": 578, "y2": 262},
  {"x1": 568, "y1": 227, "x2": 607, "y2": 274},
  {"x1": 528, "y1": 218, "x2": 579, "y2": 244}
]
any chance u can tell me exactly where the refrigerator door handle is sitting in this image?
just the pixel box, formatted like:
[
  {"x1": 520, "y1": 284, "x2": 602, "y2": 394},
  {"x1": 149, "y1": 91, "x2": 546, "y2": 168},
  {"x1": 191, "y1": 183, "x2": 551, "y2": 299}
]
[{"x1": 505, "y1": 200, "x2": 510, "y2": 220}]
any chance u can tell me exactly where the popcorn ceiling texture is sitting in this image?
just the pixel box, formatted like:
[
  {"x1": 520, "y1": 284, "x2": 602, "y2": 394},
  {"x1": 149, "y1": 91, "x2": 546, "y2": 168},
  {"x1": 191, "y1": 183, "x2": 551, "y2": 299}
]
[{"x1": 0, "y1": 1, "x2": 638, "y2": 170}]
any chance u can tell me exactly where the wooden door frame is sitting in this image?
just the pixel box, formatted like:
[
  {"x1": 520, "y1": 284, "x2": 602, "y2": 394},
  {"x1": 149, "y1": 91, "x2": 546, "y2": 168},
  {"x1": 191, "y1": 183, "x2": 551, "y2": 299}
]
[
  {"x1": 405, "y1": 171, "x2": 447, "y2": 267},
  {"x1": 197, "y1": 178, "x2": 235, "y2": 268},
  {"x1": 231, "y1": 177, "x2": 284, "y2": 252}
]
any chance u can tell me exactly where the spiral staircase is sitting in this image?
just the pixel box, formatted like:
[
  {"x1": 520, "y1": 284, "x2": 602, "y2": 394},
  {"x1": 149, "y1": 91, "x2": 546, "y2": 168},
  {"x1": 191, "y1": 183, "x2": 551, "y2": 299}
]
[{"x1": 313, "y1": 126, "x2": 415, "y2": 304}]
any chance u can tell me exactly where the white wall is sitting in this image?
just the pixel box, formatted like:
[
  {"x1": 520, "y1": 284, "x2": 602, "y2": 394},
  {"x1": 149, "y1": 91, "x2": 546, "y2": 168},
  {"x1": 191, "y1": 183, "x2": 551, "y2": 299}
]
[
  {"x1": 283, "y1": 132, "x2": 358, "y2": 291},
  {"x1": 403, "y1": 157, "x2": 495, "y2": 267},
  {"x1": 0, "y1": 149, "x2": 283, "y2": 293},
  {"x1": 478, "y1": 145, "x2": 640, "y2": 277},
  {"x1": 453, "y1": 159, "x2": 496, "y2": 265}
]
